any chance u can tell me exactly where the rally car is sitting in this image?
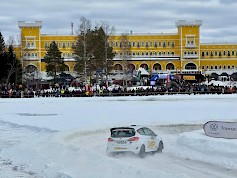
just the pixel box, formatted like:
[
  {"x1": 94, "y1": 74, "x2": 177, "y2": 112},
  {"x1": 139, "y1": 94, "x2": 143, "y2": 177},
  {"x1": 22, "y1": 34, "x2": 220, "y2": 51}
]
[{"x1": 106, "y1": 125, "x2": 163, "y2": 158}]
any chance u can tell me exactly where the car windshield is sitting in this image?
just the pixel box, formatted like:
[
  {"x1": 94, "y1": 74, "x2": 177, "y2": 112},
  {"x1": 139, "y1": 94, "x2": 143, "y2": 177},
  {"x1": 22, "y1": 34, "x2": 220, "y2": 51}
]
[{"x1": 111, "y1": 128, "x2": 135, "y2": 138}]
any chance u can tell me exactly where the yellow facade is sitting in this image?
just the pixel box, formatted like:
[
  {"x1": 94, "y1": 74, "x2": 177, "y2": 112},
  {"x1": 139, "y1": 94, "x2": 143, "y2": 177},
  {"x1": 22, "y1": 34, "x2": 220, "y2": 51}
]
[{"x1": 15, "y1": 20, "x2": 237, "y2": 77}]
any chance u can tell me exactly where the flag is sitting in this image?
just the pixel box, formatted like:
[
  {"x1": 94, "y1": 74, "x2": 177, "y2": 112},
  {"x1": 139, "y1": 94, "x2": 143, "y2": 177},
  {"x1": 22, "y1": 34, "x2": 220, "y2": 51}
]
[{"x1": 166, "y1": 74, "x2": 170, "y2": 85}]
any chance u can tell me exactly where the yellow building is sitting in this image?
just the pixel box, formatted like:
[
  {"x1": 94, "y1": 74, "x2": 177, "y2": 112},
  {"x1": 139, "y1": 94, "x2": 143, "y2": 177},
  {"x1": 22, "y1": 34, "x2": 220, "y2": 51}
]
[{"x1": 16, "y1": 20, "x2": 237, "y2": 80}]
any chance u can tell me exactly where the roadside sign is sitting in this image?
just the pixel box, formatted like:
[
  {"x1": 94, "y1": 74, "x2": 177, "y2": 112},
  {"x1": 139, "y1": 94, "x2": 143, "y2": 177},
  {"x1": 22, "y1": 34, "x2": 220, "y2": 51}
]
[{"x1": 203, "y1": 121, "x2": 237, "y2": 139}]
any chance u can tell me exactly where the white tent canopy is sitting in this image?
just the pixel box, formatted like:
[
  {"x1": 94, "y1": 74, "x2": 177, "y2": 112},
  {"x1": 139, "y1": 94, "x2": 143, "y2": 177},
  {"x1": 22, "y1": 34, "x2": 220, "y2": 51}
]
[{"x1": 137, "y1": 67, "x2": 150, "y2": 75}]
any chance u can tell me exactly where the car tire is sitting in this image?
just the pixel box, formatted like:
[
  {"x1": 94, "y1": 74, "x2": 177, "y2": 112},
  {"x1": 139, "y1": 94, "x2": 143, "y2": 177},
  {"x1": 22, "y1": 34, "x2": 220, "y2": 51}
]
[
  {"x1": 139, "y1": 145, "x2": 145, "y2": 158},
  {"x1": 157, "y1": 141, "x2": 163, "y2": 153}
]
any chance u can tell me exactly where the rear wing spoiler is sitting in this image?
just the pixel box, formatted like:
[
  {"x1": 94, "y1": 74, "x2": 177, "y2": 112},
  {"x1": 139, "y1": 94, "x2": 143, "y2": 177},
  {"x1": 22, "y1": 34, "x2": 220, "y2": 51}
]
[{"x1": 110, "y1": 127, "x2": 134, "y2": 134}]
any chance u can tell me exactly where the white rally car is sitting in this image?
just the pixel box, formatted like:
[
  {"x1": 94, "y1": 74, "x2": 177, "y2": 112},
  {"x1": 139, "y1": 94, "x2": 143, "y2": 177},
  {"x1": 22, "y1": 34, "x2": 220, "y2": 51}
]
[{"x1": 106, "y1": 125, "x2": 163, "y2": 158}]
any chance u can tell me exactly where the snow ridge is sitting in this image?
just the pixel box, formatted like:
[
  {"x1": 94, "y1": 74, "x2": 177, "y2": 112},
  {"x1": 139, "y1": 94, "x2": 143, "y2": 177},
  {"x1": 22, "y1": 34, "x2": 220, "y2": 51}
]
[{"x1": 0, "y1": 120, "x2": 57, "y2": 133}]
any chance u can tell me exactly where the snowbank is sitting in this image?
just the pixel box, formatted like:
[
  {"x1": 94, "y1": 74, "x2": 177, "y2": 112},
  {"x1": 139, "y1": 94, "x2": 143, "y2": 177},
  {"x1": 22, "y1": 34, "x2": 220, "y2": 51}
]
[
  {"x1": 174, "y1": 130, "x2": 237, "y2": 169},
  {"x1": 1, "y1": 95, "x2": 237, "y2": 177}
]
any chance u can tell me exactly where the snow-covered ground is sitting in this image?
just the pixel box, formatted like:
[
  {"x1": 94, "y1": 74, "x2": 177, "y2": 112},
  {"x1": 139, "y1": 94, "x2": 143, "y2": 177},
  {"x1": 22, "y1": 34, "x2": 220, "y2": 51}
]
[{"x1": 0, "y1": 94, "x2": 237, "y2": 178}]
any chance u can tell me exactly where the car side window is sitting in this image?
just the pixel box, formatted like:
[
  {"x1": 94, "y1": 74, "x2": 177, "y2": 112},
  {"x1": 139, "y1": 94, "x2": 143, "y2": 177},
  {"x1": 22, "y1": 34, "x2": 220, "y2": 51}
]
[
  {"x1": 149, "y1": 129, "x2": 157, "y2": 136},
  {"x1": 143, "y1": 128, "x2": 151, "y2": 136},
  {"x1": 143, "y1": 128, "x2": 157, "y2": 136},
  {"x1": 137, "y1": 128, "x2": 145, "y2": 135}
]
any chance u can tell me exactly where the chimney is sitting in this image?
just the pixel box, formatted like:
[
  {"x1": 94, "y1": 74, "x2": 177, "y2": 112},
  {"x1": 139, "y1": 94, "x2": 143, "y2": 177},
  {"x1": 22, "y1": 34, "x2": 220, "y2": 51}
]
[{"x1": 71, "y1": 22, "x2": 74, "y2": 35}]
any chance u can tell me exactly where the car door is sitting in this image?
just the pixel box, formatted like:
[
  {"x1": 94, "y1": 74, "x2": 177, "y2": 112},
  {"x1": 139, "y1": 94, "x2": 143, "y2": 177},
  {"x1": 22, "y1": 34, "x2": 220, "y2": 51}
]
[{"x1": 143, "y1": 128, "x2": 157, "y2": 151}]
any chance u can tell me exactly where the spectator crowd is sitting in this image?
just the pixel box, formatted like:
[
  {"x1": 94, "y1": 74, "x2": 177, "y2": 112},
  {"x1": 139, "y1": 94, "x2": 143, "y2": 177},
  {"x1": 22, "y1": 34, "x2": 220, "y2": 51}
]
[{"x1": 0, "y1": 80, "x2": 237, "y2": 98}]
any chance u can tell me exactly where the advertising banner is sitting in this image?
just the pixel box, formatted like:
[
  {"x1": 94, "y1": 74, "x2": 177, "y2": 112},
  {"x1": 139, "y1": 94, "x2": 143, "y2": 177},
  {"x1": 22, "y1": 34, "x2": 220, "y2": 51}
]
[
  {"x1": 183, "y1": 75, "x2": 195, "y2": 80},
  {"x1": 203, "y1": 121, "x2": 237, "y2": 139}
]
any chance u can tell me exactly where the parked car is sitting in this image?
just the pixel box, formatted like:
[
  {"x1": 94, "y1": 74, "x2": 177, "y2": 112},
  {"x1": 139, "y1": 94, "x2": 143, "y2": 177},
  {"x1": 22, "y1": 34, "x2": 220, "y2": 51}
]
[{"x1": 106, "y1": 125, "x2": 163, "y2": 158}]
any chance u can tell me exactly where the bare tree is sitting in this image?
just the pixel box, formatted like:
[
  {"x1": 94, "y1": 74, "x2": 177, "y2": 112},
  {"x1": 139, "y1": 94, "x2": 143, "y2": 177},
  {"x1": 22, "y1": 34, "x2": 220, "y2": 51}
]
[
  {"x1": 100, "y1": 21, "x2": 115, "y2": 87},
  {"x1": 119, "y1": 32, "x2": 131, "y2": 87},
  {"x1": 74, "y1": 17, "x2": 92, "y2": 84},
  {"x1": 5, "y1": 45, "x2": 22, "y2": 87},
  {"x1": 7, "y1": 36, "x2": 15, "y2": 46}
]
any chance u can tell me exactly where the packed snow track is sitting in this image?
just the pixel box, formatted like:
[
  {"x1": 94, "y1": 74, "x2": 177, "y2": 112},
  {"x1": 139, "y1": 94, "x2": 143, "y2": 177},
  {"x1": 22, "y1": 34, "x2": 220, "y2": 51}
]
[{"x1": 1, "y1": 123, "x2": 237, "y2": 178}]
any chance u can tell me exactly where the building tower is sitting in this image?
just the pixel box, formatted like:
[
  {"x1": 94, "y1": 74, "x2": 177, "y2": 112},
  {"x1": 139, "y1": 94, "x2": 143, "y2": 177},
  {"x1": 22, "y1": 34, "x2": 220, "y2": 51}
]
[
  {"x1": 176, "y1": 20, "x2": 202, "y2": 71},
  {"x1": 18, "y1": 21, "x2": 42, "y2": 75}
]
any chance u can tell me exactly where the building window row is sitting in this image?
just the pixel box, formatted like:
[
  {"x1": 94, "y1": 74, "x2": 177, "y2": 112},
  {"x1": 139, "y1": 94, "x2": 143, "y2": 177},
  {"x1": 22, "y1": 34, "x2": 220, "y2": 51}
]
[
  {"x1": 184, "y1": 51, "x2": 197, "y2": 55},
  {"x1": 202, "y1": 65, "x2": 235, "y2": 70},
  {"x1": 115, "y1": 51, "x2": 175, "y2": 56},
  {"x1": 26, "y1": 41, "x2": 36, "y2": 48},
  {"x1": 44, "y1": 42, "x2": 75, "y2": 49},
  {"x1": 112, "y1": 41, "x2": 175, "y2": 48},
  {"x1": 187, "y1": 41, "x2": 195, "y2": 45},
  {"x1": 24, "y1": 52, "x2": 38, "y2": 58},
  {"x1": 62, "y1": 53, "x2": 75, "y2": 58},
  {"x1": 201, "y1": 50, "x2": 237, "y2": 57}
]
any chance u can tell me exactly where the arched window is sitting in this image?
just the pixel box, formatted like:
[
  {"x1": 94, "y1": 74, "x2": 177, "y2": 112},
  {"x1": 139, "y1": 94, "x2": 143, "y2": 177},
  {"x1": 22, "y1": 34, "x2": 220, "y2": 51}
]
[
  {"x1": 171, "y1": 42, "x2": 175, "y2": 48},
  {"x1": 127, "y1": 63, "x2": 136, "y2": 71},
  {"x1": 64, "y1": 65, "x2": 69, "y2": 71},
  {"x1": 25, "y1": 65, "x2": 38, "y2": 74},
  {"x1": 114, "y1": 64, "x2": 123, "y2": 71},
  {"x1": 163, "y1": 42, "x2": 166, "y2": 48},
  {"x1": 185, "y1": 63, "x2": 197, "y2": 70},
  {"x1": 153, "y1": 63, "x2": 162, "y2": 70},
  {"x1": 140, "y1": 63, "x2": 148, "y2": 70},
  {"x1": 219, "y1": 51, "x2": 222, "y2": 57},
  {"x1": 166, "y1": 63, "x2": 175, "y2": 70}
]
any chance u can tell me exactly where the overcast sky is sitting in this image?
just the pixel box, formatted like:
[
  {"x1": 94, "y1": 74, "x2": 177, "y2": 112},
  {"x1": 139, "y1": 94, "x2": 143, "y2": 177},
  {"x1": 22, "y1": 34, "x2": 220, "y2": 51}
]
[{"x1": 1, "y1": 0, "x2": 237, "y2": 44}]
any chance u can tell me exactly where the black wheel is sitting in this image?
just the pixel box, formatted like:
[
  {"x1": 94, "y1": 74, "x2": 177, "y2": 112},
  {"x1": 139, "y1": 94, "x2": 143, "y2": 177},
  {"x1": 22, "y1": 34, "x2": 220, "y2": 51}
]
[
  {"x1": 139, "y1": 145, "x2": 145, "y2": 158},
  {"x1": 157, "y1": 141, "x2": 163, "y2": 153}
]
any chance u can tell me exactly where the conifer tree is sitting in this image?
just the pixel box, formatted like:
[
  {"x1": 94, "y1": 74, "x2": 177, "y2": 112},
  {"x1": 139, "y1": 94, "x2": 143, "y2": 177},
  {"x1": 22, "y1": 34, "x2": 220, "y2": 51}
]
[
  {"x1": 73, "y1": 18, "x2": 115, "y2": 84},
  {"x1": 5, "y1": 45, "x2": 22, "y2": 85},
  {"x1": 0, "y1": 33, "x2": 7, "y2": 83},
  {"x1": 0, "y1": 32, "x2": 5, "y2": 54},
  {"x1": 44, "y1": 41, "x2": 66, "y2": 83}
]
